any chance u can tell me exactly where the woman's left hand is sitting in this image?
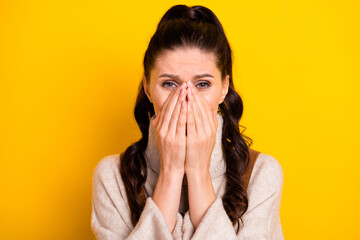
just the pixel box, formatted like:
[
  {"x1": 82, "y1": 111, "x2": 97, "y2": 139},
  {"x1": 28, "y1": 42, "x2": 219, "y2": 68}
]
[{"x1": 185, "y1": 81, "x2": 218, "y2": 175}]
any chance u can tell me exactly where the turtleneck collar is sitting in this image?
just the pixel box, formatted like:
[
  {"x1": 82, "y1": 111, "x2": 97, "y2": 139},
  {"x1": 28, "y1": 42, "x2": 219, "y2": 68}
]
[{"x1": 144, "y1": 111, "x2": 226, "y2": 181}]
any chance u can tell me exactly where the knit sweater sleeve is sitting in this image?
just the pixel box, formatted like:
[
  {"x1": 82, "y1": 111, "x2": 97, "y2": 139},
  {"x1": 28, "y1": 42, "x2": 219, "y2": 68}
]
[
  {"x1": 181, "y1": 153, "x2": 284, "y2": 240},
  {"x1": 91, "y1": 154, "x2": 177, "y2": 240}
]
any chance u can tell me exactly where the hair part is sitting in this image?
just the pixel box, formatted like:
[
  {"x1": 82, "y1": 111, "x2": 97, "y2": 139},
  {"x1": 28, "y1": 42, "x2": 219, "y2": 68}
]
[{"x1": 120, "y1": 4, "x2": 253, "y2": 234}]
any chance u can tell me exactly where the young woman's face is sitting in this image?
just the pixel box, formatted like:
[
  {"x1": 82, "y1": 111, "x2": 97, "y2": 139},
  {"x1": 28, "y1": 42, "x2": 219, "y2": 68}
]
[{"x1": 143, "y1": 47, "x2": 229, "y2": 117}]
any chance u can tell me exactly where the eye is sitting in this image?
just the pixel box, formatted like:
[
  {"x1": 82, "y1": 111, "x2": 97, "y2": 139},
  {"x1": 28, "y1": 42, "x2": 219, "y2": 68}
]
[
  {"x1": 161, "y1": 81, "x2": 177, "y2": 88},
  {"x1": 196, "y1": 81, "x2": 211, "y2": 88}
]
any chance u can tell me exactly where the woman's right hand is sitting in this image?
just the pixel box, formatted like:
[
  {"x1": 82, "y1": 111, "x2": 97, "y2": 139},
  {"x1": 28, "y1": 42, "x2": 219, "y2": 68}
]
[
  {"x1": 152, "y1": 82, "x2": 188, "y2": 175},
  {"x1": 151, "y1": 82, "x2": 188, "y2": 233}
]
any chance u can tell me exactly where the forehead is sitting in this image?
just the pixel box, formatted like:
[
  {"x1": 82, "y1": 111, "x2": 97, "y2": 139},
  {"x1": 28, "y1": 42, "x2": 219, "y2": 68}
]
[{"x1": 152, "y1": 47, "x2": 219, "y2": 76}]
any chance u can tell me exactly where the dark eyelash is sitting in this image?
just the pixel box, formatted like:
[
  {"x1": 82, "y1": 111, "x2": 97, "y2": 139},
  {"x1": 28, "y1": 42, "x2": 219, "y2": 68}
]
[
  {"x1": 161, "y1": 81, "x2": 211, "y2": 88},
  {"x1": 161, "y1": 81, "x2": 177, "y2": 88},
  {"x1": 196, "y1": 81, "x2": 211, "y2": 88}
]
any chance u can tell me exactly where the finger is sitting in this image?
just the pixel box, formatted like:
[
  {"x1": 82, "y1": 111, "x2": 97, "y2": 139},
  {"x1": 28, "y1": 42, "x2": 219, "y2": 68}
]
[
  {"x1": 154, "y1": 88, "x2": 176, "y2": 130},
  {"x1": 186, "y1": 84, "x2": 197, "y2": 135},
  {"x1": 212, "y1": 109, "x2": 218, "y2": 129},
  {"x1": 176, "y1": 95, "x2": 187, "y2": 138},
  {"x1": 191, "y1": 81, "x2": 217, "y2": 132},
  {"x1": 168, "y1": 83, "x2": 187, "y2": 136},
  {"x1": 212, "y1": 108, "x2": 218, "y2": 131},
  {"x1": 152, "y1": 112, "x2": 160, "y2": 129},
  {"x1": 156, "y1": 86, "x2": 181, "y2": 131},
  {"x1": 195, "y1": 86, "x2": 215, "y2": 132},
  {"x1": 194, "y1": 85, "x2": 217, "y2": 132},
  {"x1": 159, "y1": 83, "x2": 187, "y2": 133},
  {"x1": 202, "y1": 96, "x2": 217, "y2": 131},
  {"x1": 186, "y1": 98, "x2": 196, "y2": 140},
  {"x1": 188, "y1": 81, "x2": 208, "y2": 136}
]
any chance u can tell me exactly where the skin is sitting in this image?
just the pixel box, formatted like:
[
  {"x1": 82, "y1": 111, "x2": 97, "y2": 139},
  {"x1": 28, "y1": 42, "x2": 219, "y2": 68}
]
[{"x1": 143, "y1": 47, "x2": 229, "y2": 232}]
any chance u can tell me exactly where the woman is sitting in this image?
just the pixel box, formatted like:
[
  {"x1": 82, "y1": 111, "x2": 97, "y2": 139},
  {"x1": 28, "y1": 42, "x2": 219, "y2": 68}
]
[{"x1": 91, "y1": 4, "x2": 284, "y2": 240}]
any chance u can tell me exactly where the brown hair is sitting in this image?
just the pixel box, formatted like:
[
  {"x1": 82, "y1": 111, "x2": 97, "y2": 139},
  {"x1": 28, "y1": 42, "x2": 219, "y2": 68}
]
[{"x1": 120, "y1": 4, "x2": 253, "y2": 233}]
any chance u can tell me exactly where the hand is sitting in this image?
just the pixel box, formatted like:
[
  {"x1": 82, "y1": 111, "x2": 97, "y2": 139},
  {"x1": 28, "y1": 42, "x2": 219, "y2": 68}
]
[
  {"x1": 184, "y1": 81, "x2": 218, "y2": 175},
  {"x1": 152, "y1": 82, "x2": 188, "y2": 175},
  {"x1": 151, "y1": 82, "x2": 188, "y2": 233}
]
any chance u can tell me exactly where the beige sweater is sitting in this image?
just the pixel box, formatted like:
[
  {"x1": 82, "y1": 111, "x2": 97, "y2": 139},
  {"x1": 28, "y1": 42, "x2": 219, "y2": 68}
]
[{"x1": 91, "y1": 113, "x2": 284, "y2": 239}]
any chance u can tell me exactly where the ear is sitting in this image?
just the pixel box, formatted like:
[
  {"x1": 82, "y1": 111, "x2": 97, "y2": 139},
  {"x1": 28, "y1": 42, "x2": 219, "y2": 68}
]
[
  {"x1": 143, "y1": 75, "x2": 153, "y2": 103},
  {"x1": 219, "y1": 75, "x2": 230, "y2": 104}
]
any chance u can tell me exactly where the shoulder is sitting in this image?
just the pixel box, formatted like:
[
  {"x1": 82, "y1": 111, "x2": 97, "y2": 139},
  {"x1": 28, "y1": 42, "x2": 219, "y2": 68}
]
[
  {"x1": 92, "y1": 153, "x2": 128, "y2": 204},
  {"x1": 92, "y1": 153, "x2": 122, "y2": 183},
  {"x1": 249, "y1": 152, "x2": 284, "y2": 194}
]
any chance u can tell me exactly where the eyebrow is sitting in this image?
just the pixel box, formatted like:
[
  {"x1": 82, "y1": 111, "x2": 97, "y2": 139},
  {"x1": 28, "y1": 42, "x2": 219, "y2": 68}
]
[{"x1": 158, "y1": 73, "x2": 214, "y2": 79}]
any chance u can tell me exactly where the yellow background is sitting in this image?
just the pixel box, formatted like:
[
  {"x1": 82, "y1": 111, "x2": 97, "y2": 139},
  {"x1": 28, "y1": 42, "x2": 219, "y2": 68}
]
[{"x1": 1, "y1": 0, "x2": 359, "y2": 239}]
